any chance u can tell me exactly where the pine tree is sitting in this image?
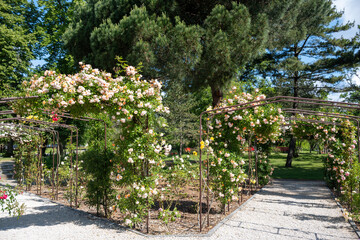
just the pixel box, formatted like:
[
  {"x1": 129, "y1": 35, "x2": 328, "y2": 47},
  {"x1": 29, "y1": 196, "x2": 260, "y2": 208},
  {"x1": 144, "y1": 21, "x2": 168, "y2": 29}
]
[
  {"x1": 63, "y1": 0, "x2": 284, "y2": 107},
  {"x1": 240, "y1": 0, "x2": 356, "y2": 167},
  {"x1": 163, "y1": 81, "x2": 198, "y2": 155}
]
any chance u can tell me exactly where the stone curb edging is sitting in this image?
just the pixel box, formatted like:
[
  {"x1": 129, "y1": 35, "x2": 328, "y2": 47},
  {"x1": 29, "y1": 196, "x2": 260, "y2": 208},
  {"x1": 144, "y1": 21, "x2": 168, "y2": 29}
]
[
  {"x1": 145, "y1": 187, "x2": 263, "y2": 238},
  {"x1": 202, "y1": 187, "x2": 263, "y2": 238},
  {"x1": 22, "y1": 186, "x2": 264, "y2": 239},
  {"x1": 327, "y1": 187, "x2": 360, "y2": 238},
  {"x1": 10, "y1": 180, "x2": 360, "y2": 239}
]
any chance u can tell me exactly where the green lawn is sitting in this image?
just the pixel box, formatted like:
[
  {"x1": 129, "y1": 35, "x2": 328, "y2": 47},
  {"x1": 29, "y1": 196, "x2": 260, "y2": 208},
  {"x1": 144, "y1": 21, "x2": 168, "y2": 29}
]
[
  {"x1": 0, "y1": 150, "x2": 326, "y2": 180},
  {"x1": 165, "y1": 151, "x2": 326, "y2": 180},
  {"x1": 269, "y1": 152, "x2": 326, "y2": 180}
]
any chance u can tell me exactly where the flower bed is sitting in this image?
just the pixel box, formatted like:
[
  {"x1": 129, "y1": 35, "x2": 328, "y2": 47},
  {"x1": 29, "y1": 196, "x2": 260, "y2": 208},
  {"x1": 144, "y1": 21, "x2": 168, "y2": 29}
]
[{"x1": 26, "y1": 177, "x2": 258, "y2": 234}]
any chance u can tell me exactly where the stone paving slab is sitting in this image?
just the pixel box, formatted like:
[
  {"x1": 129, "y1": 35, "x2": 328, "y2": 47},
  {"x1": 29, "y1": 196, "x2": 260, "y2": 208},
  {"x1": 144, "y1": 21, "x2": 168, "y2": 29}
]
[
  {"x1": 208, "y1": 180, "x2": 358, "y2": 240},
  {"x1": 0, "y1": 180, "x2": 358, "y2": 240}
]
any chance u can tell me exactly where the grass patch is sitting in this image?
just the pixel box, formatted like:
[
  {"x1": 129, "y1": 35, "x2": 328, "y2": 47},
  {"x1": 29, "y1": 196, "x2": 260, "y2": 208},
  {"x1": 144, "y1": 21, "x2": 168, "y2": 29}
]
[
  {"x1": 164, "y1": 152, "x2": 326, "y2": 181},
  {"x1": 269, "y1": 152, "x2": 326, "y2": 180}
]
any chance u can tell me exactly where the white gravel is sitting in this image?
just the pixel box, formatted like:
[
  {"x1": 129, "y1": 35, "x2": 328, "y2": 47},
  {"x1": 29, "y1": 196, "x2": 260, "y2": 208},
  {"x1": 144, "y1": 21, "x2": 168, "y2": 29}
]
[{"x1": 0, "y1": 180, "x2": 358, "y2": 240}]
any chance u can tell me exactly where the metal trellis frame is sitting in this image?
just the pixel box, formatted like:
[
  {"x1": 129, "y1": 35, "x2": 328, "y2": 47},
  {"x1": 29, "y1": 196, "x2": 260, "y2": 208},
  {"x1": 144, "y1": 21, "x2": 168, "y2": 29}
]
[
  {"x1": 0, "y1": 117, "x2": 80, "y2": 206},
  {"x1": 198, "y1": 96, "x2": 360, "y2": 232},
  {"x1": 0, "y1": 123, "x2": 59, "y2": 196}
]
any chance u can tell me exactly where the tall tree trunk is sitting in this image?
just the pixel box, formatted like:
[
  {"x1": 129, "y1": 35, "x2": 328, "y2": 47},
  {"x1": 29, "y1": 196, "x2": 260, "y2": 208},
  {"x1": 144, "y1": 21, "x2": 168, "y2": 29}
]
[
  {"x1": 294, "y1": 142, "x2": 299, "y2": 157},
  {"x1": 180, "y1": 132, "x2": 183, "y2": 156},
  {"x1": 41, "y1": 138, "x2": 48, "y2": 156},
  {"x1": 309, "y1": 140, "x2": 314, "y2": 153},
  {"x1": 286, "y1": 66, "x2": 299, "y2": 167},
  {"x1": 310, "y1": 141, "x2": 318, "y2": 154},
  {"x1": 4, "y1": 139, "x2": 14, "y2": 157},
  {"x1": 211, "y1": 86, "x2": 223, "y2": 108},
  {"x1": 286, "y1": 137, "x2": 296, "y2": 167},
  {"x1": 59, "y1": 142, "x2": 64, "y2": 157}
]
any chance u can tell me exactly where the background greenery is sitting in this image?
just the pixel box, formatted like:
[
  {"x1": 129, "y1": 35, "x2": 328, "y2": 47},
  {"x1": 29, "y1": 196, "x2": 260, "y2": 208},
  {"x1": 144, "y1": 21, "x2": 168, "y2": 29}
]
[
  {"x1": 1, "y1": 0, "x2": 359, "y2": 160},
  {"x1": 270, "y1": 152, "x2": 325, "y2": 180}
]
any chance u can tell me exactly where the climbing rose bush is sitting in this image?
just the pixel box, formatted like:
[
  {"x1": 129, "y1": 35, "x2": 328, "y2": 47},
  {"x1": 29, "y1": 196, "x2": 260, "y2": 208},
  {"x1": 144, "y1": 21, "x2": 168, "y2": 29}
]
[
  {"x1": 291, "y1": 116, "x2": 356, "y2": 187},
  {"x1": 291, "y1": 115, "x2": 360, "y2": 220},
  {"x1": 110, "y1": 120, "x2": 172, "y2": 227},
  {"x1": 18, "y1": 62, "x2": 169, "y2": 118},
  {"x1": 202, "y1": 87, "x2": 284, "y2": 207},
  {"x1": 0, "y1": 182, "x2": 25, "y2": 217},
  {"x1": 0, "y1": 125, "x2": 27, "y2": 217},
  {"x1": 17, "y1": 62, "x2": 177, "y2": 227}
]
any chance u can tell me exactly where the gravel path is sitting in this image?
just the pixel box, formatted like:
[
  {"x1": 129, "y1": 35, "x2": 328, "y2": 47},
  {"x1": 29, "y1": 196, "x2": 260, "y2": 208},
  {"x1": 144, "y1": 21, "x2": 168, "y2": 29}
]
[
  {"x1": 208, "y1": 180, "x2": 358, "y2": 240},
  {"x1": 0, "y1": 180, "x2": 358, "y2": 240}
]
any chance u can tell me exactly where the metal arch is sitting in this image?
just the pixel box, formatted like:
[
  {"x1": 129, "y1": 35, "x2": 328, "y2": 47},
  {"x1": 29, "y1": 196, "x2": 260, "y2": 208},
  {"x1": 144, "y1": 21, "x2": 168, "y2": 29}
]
[
  {"x1": 0, "y1": 96, "x2": 39, "y2": 101},
  {"x1": 2, "y1": 98, "x2": 108, "y2": 207},
  {"x1": 55, "y1": 112, "x2": 107, "y2": 151},
  {"x1": 0, "y1": 122, "x2": 60, "y2": 196},
  {"x1": 283, "y1": 109, "x2": 360, "y2": 162},
  {"x1": 198, "y1": 96, "x2": 360, "y2": 232},
  {"x1": 0, "y1": 117, "x2": 80, "y2": 207},
  {"x1": 284, "y1": 117, "x2": 343, "y2": 126},
  {"x1": 1, "y1": 109, "x2": 108, "y2": 151},
  {"x1": 0, "y1": 123, "x2": 60, "y2": 195},
  {"x1": 0, "y1": 96, "x2": 38, "y2": 104}
]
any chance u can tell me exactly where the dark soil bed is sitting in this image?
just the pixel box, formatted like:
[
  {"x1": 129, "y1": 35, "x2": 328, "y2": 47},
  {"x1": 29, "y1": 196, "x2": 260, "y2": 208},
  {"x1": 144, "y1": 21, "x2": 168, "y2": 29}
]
[{"x1": 27, "y1": 183, "x2": 259, "y2": 235}]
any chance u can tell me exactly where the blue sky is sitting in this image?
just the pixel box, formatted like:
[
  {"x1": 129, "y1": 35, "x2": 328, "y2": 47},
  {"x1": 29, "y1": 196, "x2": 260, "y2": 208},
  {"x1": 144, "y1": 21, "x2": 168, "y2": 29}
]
[
  {"x1": 330, "y1": 0, "x2": 360, "y2": 100},
  {"x1": 333, "y1": 0, "x2": 360, "y2": 39}
]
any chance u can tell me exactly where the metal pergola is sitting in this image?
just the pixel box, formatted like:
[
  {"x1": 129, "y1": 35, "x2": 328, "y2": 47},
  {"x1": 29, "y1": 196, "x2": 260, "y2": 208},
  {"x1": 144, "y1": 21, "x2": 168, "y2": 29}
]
[
  {"x1": 198, "y1": 96, "x2": 360, "y2": 231},
  {"x1": 0, "y1": 123, "x2": 59, "y2": 195},
  {"x1": 0, "y1": 96, "x2": 107, "y2": 208},
  {"x1": 3, "y1": 96, "x2": 360, "y2": 233}
]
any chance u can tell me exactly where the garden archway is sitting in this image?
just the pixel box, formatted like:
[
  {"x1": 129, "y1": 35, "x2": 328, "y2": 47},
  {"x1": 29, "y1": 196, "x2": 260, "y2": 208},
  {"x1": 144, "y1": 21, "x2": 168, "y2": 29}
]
[
  {"x1": 0, "y1": 63, "x2": 172, "y2": 232},
  {"x1": 198, "y1": 95, "x2": 360, "y2": 231}
]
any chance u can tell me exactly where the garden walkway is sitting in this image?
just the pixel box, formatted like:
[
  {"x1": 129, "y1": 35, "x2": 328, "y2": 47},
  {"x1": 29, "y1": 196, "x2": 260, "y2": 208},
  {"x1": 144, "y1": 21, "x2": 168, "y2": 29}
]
[{"x1": 0, "y1": 180, "x2": 358, "y2": 240}]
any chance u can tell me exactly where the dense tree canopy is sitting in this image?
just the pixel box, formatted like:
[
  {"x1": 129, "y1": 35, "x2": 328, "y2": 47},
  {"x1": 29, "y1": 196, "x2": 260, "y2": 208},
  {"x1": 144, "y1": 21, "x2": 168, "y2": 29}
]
[
  {"x1": 63, "y1": 0, "x2": 288, "y2": 106},
  {"x1": 0, "y1": 0, "x2": 36, "y2": 93},
  {"x1": 64, "y1": 0, "x2": 359, "y2": 107},
  {"x1": 35, "y1": 0, "x2": 80, "y2": 74}
]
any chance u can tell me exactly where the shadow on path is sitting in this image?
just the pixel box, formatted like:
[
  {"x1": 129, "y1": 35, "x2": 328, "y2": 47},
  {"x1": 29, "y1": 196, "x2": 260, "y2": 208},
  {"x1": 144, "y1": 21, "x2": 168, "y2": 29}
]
[
  {"x1": 222, "y1": 220, "x2": 351, "y2": 240},
  {"x1": 0, "y1": 195, "x2": 127, "y2": 234}
]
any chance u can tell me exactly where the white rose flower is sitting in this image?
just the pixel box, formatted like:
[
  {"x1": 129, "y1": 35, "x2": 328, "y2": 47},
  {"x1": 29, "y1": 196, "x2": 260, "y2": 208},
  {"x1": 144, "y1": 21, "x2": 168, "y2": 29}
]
[{"x1": 125, "y1": 219, "x2": 132, "y2": 225}]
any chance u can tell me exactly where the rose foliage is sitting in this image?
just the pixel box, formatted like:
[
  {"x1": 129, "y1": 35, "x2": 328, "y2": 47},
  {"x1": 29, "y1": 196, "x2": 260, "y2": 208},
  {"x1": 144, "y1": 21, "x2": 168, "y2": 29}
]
[
  {"x1": 15, "y1": 62, "x2": 175, "y2": 227},
  {"x1": 201, "y1": 87, "x2": 285, "y2": 206},
  {"x1": 291, "y1": 115, "x2": 359, "y2": 220}
]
